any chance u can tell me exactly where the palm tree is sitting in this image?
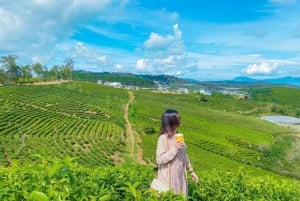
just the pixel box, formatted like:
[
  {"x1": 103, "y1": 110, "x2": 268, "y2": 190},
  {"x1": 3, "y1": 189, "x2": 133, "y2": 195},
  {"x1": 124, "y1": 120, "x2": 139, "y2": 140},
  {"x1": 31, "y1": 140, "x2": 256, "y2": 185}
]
[{"x1": 0, "y1": 55, "x2": 21, "y2": 84}]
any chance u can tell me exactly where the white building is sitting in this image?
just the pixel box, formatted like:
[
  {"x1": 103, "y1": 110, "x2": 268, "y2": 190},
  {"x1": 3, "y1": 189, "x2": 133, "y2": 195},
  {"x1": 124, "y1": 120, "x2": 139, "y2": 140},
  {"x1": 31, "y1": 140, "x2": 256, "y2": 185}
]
[
  {"x1": 104, "y1": 81, "x2": 122, "y2": 88},
  {"x1": 199, "y1": 89, "x2": 212, "y2": 96}
]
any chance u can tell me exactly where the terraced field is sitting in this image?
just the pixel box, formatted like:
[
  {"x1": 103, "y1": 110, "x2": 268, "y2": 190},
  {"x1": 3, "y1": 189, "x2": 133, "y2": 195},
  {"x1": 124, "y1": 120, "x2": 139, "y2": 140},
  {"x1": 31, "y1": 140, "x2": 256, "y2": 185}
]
[
  {"x1": 0, "y1": 81, "x2": 299, "y2": 180},
  {"x1": 129, "y1": 90, "x2": 296, "y2": 178},
  {"x1": 0, "y1": 82, "x2": 128, "y2": 166}
]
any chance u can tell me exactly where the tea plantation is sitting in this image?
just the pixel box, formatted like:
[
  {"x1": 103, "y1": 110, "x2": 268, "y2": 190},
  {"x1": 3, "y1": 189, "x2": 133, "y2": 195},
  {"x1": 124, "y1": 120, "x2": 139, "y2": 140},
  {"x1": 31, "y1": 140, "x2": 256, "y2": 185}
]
[{"x1": 1, "y1": 81, "x2": 300, "y2": 200}]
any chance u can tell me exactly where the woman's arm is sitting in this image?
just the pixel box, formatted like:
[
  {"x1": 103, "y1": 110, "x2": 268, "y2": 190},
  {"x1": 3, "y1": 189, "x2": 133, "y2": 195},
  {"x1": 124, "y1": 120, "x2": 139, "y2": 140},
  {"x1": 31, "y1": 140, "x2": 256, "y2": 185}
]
[
  {"x1": 156, "y1": 135, "x2": 178, "y2": 165},
  {"x1": 186, "y1": 154, "x2": 199, "y2": 182}
]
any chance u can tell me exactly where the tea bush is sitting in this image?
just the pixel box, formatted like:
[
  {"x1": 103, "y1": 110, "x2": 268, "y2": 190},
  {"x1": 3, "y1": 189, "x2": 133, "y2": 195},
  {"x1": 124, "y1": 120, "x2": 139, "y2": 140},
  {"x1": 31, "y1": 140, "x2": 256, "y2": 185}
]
[{"x1": 1, "y1": 157, "x2": 299, "y2": 201}]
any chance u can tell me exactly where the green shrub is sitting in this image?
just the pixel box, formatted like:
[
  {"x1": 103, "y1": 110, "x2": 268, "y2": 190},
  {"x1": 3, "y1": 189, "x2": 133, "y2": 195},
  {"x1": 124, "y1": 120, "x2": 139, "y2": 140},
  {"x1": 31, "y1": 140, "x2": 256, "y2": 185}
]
[{"x1": 1, "y1": 157, "x2": 299, "y2": 201}]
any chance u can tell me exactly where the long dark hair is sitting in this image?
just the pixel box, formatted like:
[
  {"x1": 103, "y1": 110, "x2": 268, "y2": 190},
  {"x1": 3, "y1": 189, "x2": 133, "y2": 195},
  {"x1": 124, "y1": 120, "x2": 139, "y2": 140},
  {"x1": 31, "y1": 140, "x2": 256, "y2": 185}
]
[{"x1": 159, "y1": 109, "x2": 180, "y2": 137}]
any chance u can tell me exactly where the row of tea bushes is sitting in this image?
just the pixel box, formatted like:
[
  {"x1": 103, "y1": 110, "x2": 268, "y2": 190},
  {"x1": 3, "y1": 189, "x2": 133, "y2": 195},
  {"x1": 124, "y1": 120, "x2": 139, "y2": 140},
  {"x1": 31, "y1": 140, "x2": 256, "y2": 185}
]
[{"x1": 1, "y1": 157, "x2": 299, "y2": 201}]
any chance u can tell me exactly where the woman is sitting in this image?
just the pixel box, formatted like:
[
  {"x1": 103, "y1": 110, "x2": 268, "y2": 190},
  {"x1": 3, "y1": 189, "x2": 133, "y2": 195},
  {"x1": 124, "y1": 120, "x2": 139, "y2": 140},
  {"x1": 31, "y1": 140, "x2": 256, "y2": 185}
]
[{"x1": 156, "y1": 109, "x2": 198, "y2": 196}]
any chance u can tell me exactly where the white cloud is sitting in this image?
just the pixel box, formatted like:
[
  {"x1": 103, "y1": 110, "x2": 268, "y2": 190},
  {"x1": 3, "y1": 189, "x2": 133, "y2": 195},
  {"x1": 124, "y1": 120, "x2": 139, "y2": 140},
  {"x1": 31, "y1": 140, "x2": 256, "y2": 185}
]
[
  {"x1": 97, "y1": 56, "x2": 107, "y2": 63},
  {"x1": 67, "y1": 42, "x2": 111, "y2": 71},
  {"x1": 85, "y1": 25, "x2": 128, "y2": 40},
  {"x1": 0, "y1": 8, "x2": 21, "y2": 39},
  {"x1": 1, "y1": 0, "x2": 299, "y2": 81},
  {"x1": 154, "y1": 55, "x2": 186, "y2": 71},
  {"x1": 144, "y1": 23, "x2": 183, "y2": 52},
  {"x1": 136, "y1": 58, "x2": 151, "y2": 71},
  {"x1": 115, "y1": 64, "x2": 122, "y2": 70},
  {"x1": 242, "y1": 61, "x2": 286, "y2": 75},
  {"x1": 155, "y1": 55, "x2": 183, "y2": 65},
  {"x1": 137, "y1": 24, "x2": 186, "y2": 74},
  {"x1": 0, "y1": 0, "x2": 113, "y2": 55},
  {"x1": 144, "y1": 33, "x2": 174, "y2": 50}
]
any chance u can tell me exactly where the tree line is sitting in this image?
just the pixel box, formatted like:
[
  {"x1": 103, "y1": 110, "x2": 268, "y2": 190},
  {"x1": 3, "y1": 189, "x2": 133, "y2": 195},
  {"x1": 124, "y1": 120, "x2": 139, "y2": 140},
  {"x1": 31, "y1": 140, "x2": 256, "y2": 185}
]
[{"x1": 0, "y1": 55, "x2": 74, "y2": 85}]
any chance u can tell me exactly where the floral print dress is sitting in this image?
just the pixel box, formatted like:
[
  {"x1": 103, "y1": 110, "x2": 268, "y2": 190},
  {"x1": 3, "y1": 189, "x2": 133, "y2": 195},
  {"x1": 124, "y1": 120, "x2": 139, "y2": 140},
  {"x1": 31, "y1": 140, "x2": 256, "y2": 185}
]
[{"x1": 170, "y1": 143, "x2": 188, "y2": 195}]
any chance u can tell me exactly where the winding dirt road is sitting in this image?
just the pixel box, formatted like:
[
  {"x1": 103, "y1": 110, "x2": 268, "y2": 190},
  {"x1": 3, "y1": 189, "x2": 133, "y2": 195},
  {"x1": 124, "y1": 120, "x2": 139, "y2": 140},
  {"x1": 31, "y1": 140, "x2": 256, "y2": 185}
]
[{"x1": 124, "y1": 91, "x2": 146, "y2": 164}]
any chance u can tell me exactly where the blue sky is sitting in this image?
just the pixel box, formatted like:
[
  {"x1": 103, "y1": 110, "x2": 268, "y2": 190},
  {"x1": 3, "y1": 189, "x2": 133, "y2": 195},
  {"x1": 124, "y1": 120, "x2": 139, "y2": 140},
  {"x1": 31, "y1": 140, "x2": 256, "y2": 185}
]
[{"x1": 0, "y1": 0, "x2": 300, "y2": 81}]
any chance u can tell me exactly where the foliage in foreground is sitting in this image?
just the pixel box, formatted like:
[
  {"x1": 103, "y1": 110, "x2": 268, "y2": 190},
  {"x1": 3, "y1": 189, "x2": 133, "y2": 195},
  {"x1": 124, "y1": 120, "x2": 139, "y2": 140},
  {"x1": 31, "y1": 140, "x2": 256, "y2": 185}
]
[{"x1": 1, "y1": 157, "x2": 300, "y2": 201}]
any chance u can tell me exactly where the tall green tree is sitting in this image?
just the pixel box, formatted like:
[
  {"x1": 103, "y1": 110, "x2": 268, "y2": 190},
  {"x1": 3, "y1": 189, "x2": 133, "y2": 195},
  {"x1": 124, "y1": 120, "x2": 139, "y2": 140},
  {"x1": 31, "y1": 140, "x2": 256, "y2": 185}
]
[
  {"x1": 49, "y1": 65, "x2": 62, "y2": 80},
  {"x1": 21, "y1": 64, "x2": 32, "y2": 83},
  {"x1": 41, "y1": 66, "x2": 49, "y2": 79},
  {"x1": 62, "y1": 58, "x2": 74, "y2": 80},
  {"x1": 0, "y1": 68, "x2": 6, "y2": 83},
  {"x1": 0, "y1": 55, "x2": 21, "y2": 83},
  {"x1": 32, "y1": 62, "x2": 43, "y2": 77}
]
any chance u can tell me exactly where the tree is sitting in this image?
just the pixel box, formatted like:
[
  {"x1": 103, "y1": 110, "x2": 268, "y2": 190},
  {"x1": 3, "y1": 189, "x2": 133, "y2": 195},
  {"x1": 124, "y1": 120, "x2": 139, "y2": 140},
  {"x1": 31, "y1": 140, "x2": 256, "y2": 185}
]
[
  {"x1": 21, "y1": 64, "x2": 32, "y2": 83},
  {"x1": 41, "y1": 66, "x2": 49, "y2": 79},
  {"x1": 62, "y1": 58, "x2": 74, "y2": 80},
  {"x1": 49, "y1": 65, "x2": 62, "y2": 80},
  {"x1": 32, "y1": 62, "x2": 43, "y2": 77},
  {"x1": 0, "y1": 55, "x2": 21, "y2": 84},
  {"x1": 0, "y1": 68, "x2": 6, "y2": 83}
]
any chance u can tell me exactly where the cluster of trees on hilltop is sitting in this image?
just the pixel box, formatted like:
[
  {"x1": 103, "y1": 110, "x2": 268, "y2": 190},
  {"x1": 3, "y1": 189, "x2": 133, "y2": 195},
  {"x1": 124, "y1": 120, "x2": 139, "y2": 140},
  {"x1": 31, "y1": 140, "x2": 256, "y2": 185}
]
[{"x1": 0, "y1": 55, "x2": 74, "y2": 85}]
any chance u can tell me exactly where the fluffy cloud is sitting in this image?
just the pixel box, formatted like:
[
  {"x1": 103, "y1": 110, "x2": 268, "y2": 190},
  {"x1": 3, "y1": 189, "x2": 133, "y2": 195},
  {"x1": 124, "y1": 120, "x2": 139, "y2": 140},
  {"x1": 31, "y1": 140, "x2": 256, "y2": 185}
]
[
  {"x1": 144, "y1": 24, "x2": 183, "y2": 52},
  {"x1": 67, "y1": 42, "x2": 111, "y2": 71},
  {"x1": 0, "y1": 8, "x2": 21, "y2": 43},
  {"x1": 0, "y1": 0, "x2": 113, "y2": 61},
  {"x1": 136, "y1": 58, "x2": 151, "y2": 71},
  {"x1": 136, "y1": 24, "x2": 186, "y2": 74},
  {"x1": 144, "y1": 33, "x2": 174, "y2": 50},
  {"x1": 242, "y1": 61, "x2": 285, "y2": 75},
  {"x1": 115, "y1": 64, "x2": 122, "y2": 70}
]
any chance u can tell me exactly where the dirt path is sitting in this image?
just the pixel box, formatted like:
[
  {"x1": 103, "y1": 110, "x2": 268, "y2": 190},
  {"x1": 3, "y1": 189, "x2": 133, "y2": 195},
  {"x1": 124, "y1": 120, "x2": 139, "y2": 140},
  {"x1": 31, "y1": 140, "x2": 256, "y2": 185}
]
[{"x1": 124, "y1": 91, "x2": 146, "y2": 164}]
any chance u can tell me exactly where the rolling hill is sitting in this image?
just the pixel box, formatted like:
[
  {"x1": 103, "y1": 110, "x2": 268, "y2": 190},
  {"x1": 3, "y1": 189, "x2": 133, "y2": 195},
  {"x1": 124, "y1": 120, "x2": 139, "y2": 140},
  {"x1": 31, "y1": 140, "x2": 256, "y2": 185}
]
[
  {"x1": 72, "y1": 71, "x2": 300, "y2": 89},
  {"x1": 0, "y1": 81, "x2": 300, "y2": 200}
]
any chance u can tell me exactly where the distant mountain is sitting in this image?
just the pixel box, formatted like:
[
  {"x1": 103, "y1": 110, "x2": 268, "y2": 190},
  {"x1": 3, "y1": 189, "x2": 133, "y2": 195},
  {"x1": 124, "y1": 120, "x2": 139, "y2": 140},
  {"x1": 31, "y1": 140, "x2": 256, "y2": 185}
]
[
  {"x1": 264, "y1": 76, "x2": 300, "y2": 87},
  {"x1": 232, "y1": 76, "x2": 260, "y2": 83},
  {"x1": 139, "y1": 74, "x2": 188, "y2": 85},
  {"x1": 73, "y1": 70, "x2": 300, "y2": 88},
  {"x1": 73, "y1": 70, "x2": 190, "y2": 86},
  {"x1": 197, "y1": 76, "x2": 300, "y2": 88},
  {"x1": 232, "y1": 76, "x2": 300, "y2": 87}
]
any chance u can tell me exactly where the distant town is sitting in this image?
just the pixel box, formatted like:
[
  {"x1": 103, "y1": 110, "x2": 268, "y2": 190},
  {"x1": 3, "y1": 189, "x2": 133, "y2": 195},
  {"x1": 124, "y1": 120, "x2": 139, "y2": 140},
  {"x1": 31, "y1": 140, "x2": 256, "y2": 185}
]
[{"x1": 97, "y1": 79, "x2": 250, "y2": 100}]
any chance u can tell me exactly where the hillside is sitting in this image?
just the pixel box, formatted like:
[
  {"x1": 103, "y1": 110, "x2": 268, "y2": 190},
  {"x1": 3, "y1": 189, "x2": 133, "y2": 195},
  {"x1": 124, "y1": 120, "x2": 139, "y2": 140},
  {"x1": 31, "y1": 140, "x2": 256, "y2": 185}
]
[
  {"x1": 73, "y1": 71, "x2": 300, "y2": 87},
  {"x1": 0, "y1": 82, "x2": 128, "y2": 166},
  {"x1": 73, "y1": 71, "x2": 191, "y2": 86},
  {"x1": 73, "y1": 71, "x2": 157, "y2": 87},
  {"x1": 130, "y1": 89, "x2": 300, "y2": 178},
  {"x1": 1, "y1": 81, "x2": 300, "y2": 200}
]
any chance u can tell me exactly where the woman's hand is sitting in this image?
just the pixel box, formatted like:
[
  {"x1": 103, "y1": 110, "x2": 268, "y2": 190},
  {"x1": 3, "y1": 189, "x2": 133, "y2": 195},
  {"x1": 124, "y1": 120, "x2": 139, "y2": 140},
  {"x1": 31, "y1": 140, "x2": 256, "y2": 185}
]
[
  {"x1": 191, "y1": 172, "x2": 199, "y2": 182},
  {"x1": 176, "y1": 141, "x2": 184, "y2": 149}
]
